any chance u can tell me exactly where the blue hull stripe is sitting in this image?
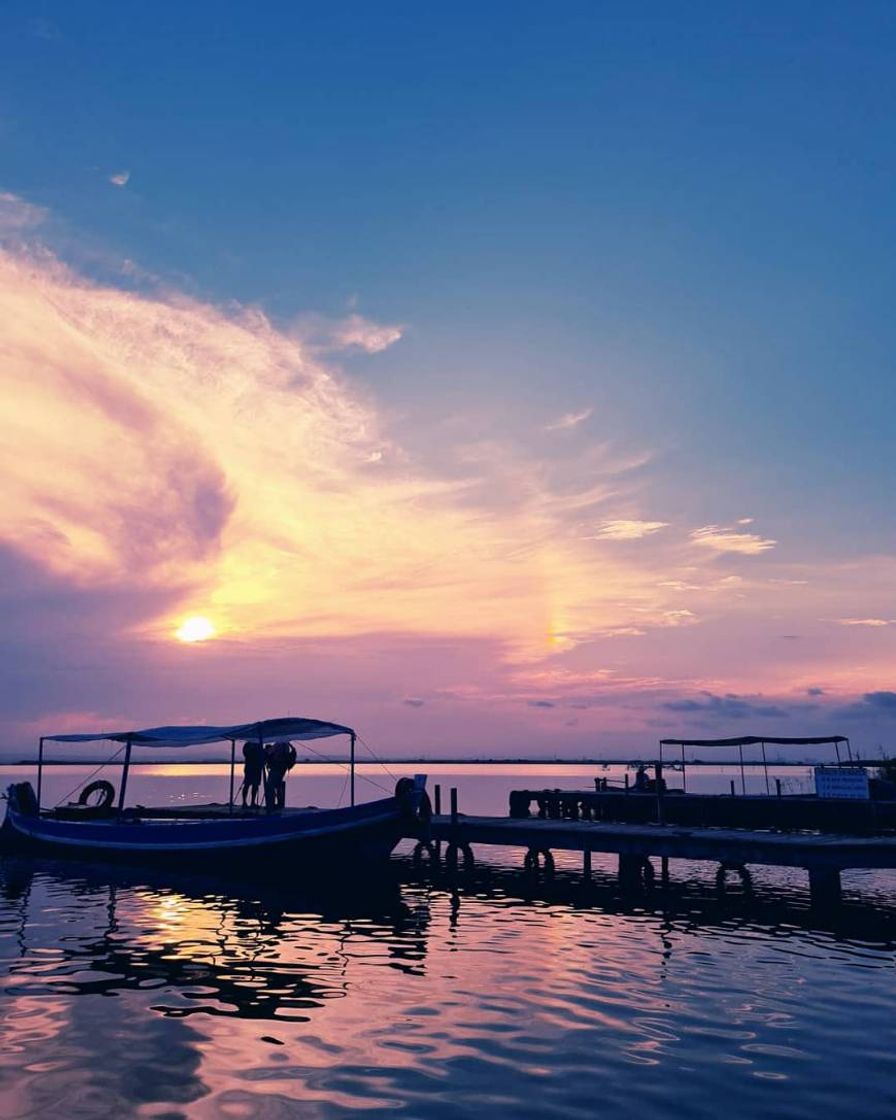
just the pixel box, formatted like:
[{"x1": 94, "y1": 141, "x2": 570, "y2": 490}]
[{"x1": 6, "y1": 797, "x2": 401, "y2": 853}]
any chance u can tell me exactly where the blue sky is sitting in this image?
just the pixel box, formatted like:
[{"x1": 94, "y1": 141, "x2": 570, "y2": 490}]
[
  {"x1": 6, "y1": 3, "x2": 895, "y2": 545},
  {"x1": 1, "y1": 4, "x2": 895, "y2": 754}
]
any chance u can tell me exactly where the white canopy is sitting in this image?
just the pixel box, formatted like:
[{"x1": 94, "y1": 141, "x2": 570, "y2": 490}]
[{"x1": 43, "y1": 717, "x2": 354, "y2": 747}]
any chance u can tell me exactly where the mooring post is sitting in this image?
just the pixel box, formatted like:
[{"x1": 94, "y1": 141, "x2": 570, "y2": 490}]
[
  {"x1": 450, "y1": 787, "x2": 458, "y2": 828},
  {"x1": 808, "y1": 866, "x2": 842, "y2": 908},
  {"x1": 661, "y1": 855, "x2": 669, "y2": 887},
  {"x1": 624, "y1": 772, "x2": 629, "y2": 792},
  {"x1": 583, "y1": 847, "x2": 592, "y2": 884},
  {"x1": 775, "y1": 778, "x2": 782, "y2": 798},
  {"x1": 433, "y1": 784, "x2": 442, "y2": 856},
  {"x1": 730, "y1": 779, "x2": 736, "y2": 797}
]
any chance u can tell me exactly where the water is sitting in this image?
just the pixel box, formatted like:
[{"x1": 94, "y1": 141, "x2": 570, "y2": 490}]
[{"x1": 2, "y1": 764, "x2": 895, "y2": 1118}]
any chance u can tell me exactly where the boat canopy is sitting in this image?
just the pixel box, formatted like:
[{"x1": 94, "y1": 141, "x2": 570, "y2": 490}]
[
  {"x1": 42, "y1": 717, "x2": 354, "y2": 747},
  {"x1": 659, "y1": 735, "x2": 847, "y2": 748}
]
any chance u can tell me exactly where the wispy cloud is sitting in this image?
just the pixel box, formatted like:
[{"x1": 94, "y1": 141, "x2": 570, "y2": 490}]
[
  {"x1": 0, "y1": 192, "x2": 47, "y2": 233},
  {"x1": 588, "y1": 519, "x2": 669, "y2": 541},
  {"x1": 836, "y1": 618, "x2": 895, "y2": 627},
  {"x1": 109, "y1": 171, "x2": 130, "y2": 188},
  {"x1": 545, "y1": 407, "x2": 592, "y2": 431},
  {"x1": 690, "y1": 523, "x2": 776, "y2": 555},
  {"x1": 293, "y1": 311, "x2": 403, "y2": 354}
]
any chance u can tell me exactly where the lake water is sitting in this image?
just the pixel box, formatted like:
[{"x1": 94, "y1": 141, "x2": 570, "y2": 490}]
[{"x1": 2, "y1": 763, "x2": 895, "y2": 1119}]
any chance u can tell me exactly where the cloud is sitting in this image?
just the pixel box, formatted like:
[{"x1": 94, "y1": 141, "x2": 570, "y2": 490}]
[
  {"x1": 1, "y1": 229, "x2": 704, "y2": 680},
  {"x1": 807, "y1": 687, "x2": 825, "y2": 696},
  {"x1": 690, "y1": 523, "x2": 776, "y2": 555},
  {"x1": 588, "y1": 519, "x2": 669, "y2": 541},
  {"x1": 4, "y1": 193, "x2": 896, "y2": 755},
  {"x1": 0, "y1": 192, "x2": 47, "y2": 234},
  {"x1": 546, "y1": 407, "x2": 592, "y2": 431},
  {"x1": 832, "y1": 690, "x2": 896, "y2": 721},
  {"x1": 293, "y1": 311, "x2": 403, "y2": 354},
  {"x1": 836, "y1": 618, "x2": 894, "y2": 627},
  {"x1": 109, "y1": 171, "x2": 131, "y2": 188},
  {"x1": 865, "y1": 691, "x2": 896, "y2": 710},
  {"x1": 663, "y1": 692, "x2": 789, "y2": 719}
]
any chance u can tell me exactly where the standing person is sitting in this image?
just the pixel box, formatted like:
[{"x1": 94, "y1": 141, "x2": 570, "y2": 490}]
[
  {"x1": 264, "y1": 740, "x2": 297, "y2": 810},
  {"x1": 241, "y1": 740, "x2": 265, "y2": 808}
]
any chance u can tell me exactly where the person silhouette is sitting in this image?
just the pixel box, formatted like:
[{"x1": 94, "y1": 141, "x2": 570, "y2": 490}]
[
  {"x1": 241, "y1": 740, "x2": 265, "y2": 808},
  {"x1": 264, "y1": 741, "x2": 297, "y2": 810}
]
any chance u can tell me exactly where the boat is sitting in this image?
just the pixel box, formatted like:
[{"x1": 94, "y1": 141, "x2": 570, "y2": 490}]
[{"x1": 2, "y1": 717, "x2": 427, "y2": 871}]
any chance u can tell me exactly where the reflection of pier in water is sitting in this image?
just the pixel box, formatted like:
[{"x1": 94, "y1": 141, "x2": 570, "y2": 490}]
[{"x1": 395, "y1": 854, "x2": 896, "y2": 946}]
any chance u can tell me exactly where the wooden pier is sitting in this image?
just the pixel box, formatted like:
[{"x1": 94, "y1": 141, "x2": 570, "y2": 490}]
[{"x1": 404, "y1": 788, "x2": 896, "y2": 906}]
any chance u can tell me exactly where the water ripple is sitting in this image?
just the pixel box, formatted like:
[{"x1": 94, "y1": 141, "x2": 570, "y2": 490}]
[{"x1": 1, "y1": 858, "x2": 895, "y2": 1119}]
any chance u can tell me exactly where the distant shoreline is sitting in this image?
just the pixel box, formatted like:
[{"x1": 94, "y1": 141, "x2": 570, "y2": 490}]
[{"x1": 1, "y1": 758, "x2": 842, "y2": 767}]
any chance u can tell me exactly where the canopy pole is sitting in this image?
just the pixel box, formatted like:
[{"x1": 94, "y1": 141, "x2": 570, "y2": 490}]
[
  {"x1": 229, "y1": 739, "x2": 236, "y2": 814},
  {"x1": 37, "y1": 737, "x2": 45, "y2": 810},
  {"x1": 738, "y1": 744, "x2": 746, "y2": 795},
  {"x1": 846, "y1": 738, "x2": 853, "y2": 763},
  {"x1": 761, "y1": 741, "x2": 770, "y2": 796},
  {"x1": 117, "y1": 736, "x2": 133, "y2": 816},
  {"x1": 350, "y1": 732, "x2": 356, "y2": 806},
  {"x1": 258, "y1": 728, "x2": 265, "y2": 809}
]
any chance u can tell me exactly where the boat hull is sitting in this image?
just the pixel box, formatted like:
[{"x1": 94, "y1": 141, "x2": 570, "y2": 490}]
[{"x1": 2, "y1": 791, "x2": 405, "y2": 874}]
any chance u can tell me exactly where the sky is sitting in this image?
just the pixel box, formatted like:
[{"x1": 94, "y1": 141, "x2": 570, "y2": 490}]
[{"x1": 1, "y1": 3, "x2": 895, "y2": 759}]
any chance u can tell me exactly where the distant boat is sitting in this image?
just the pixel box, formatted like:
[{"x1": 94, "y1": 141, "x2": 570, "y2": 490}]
[{"x1": 2, "y1": 717, "x2": 426, "y2": 872}]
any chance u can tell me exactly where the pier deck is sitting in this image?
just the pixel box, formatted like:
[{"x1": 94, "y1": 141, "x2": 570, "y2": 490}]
[
  {"x1": 404, "y1": 811, "x2": 896, "y2": 904},
  {"x1": 416, "y1": 814, "x2": 896, "y2": 870}
]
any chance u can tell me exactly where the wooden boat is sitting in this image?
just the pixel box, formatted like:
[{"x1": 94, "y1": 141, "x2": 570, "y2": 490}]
[{"x1": 2, "y1": 717, "x2": 426, "y2": 871}]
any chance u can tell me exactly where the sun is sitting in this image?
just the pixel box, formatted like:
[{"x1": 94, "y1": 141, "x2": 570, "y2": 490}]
[{"x1": 175, "y1": 615, "x2": 216, "y2": 643}]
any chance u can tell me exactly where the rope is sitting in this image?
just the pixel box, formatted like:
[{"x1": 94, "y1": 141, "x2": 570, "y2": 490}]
[
  {"x1": 54, "y1": 746, "x2": 125, "y2": 807},
  {"x1": 356, "y1": 734, "x2": 399, "y2": 783},
  {"x1": 298, "y1": 739, "x2": 393, "y2": 795}
]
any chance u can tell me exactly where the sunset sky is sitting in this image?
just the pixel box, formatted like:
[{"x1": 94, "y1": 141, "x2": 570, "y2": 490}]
[{"x1": 1, "y1": 4, "x2": 895, "y2": 758}]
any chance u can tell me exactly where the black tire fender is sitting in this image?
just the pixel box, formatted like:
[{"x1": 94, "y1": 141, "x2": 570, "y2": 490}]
[{"x1": 78, "y1": 779, "x2": 116, "y2": 811}]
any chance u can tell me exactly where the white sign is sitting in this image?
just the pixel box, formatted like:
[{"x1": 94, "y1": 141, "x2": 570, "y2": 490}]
[{"x1": 814, "y1": 766, "x2": 870, "y2": 800}]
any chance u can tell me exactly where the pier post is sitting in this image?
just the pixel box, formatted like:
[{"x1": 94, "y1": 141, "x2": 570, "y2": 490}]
[
  {"x1": 583, "y1": 848, "x2": 592, "y2": 885},
  {"x1": 450, "y1": 787, "x2": 458, "y2": 828},
  {"x1": 660, "y1": 856, "x2": 669, "y2": 887},
  {"x1": 618, "y1": 854, "x2": 654, "y2": 892},
  {"x1": 730, "y1": 780, "x2": 736, "y2": 797},
  {"x1": 775, "y1": 778, "x2": 782, "y2": 797},
  {"x1": 808, "y1": 867, "x2": 842, "y2": 908},
  {"x1": 434, "y1": 784, "x2": 441, "y2": 815}
]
